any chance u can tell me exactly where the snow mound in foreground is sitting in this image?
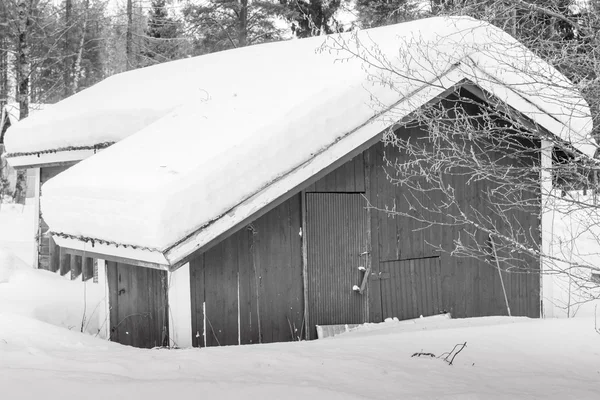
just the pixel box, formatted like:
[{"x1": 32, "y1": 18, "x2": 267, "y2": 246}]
[
  {"x1": 0, "y1": 248, "x2": 103, "y2": 335},
  {"x1": 0, "y1": 248, "x2": 29, "y2": 283},
  {"x1": 2, "y1": 315, "x2": 600, "y2": 399}
]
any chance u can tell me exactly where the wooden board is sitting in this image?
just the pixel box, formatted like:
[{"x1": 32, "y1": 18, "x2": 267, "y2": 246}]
[
  {"x1": 380, "y1": 256, "x2": 444, "y2": 320},
  {"x1": 305, "y1": 154, "x2": 365, "y2": 193},
  {"x1": 107, "y1": 261, "x2": 169, "y2": 348},
  {"x1": 189, "y1": 195, "x2": 303, "y2": 347},
  {"x1": 366, "y1": 114, "x2": 540, "y2": 319}
]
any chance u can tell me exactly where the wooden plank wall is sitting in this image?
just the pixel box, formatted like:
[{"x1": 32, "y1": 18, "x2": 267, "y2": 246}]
[
  {"x1": 366, "y1": 119, "x2": 540, "y2": 320},
  {"x1": 107, "y1": 261, "x2": 169, "y2": 348},
  {"x1": 380, "y1": 256, "x2": 444, "y2": 320},
  {"x1": 39, "y1": 165, "x2": 94, "y2": 280},
  {"x1": 190, "y1": 195, "x2": 304, "y2": 347},
  {"x1": 305, "y1": 155, "x2": 365, "y2": 192}
]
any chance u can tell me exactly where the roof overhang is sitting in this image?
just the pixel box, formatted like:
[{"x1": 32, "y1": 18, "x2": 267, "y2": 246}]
[{"x1": 5, "y1": 149, "x2": 99, "y2": 169}]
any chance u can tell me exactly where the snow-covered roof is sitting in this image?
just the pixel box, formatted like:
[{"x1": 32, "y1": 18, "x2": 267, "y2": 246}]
[
  {"x1": 1, "y1": 103, "x2": 48, "y2": 144},
  {"x1": 40, "y1": 16, "x2": 595, "y2": 267},
  {"x1": 1, "y1": 103, "x2": 48, "y2": 126}
]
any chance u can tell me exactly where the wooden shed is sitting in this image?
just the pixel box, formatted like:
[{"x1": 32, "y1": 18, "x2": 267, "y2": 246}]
[{"x1": 6, "y1": 17, "x2": 594, "y2": 348}]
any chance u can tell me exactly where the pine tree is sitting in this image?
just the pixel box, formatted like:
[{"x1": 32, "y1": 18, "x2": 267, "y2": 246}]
[
  {"x1": 356, "y1": 0, "x2": 419, "y2": 28},
  {"x1": 141, "y1": 0, "x2": 182, "y2": 66},
  {"x1": 182, "y1": 0, "x2": 286, "y2": 54},
  {"x1": 280, "y1": 0, "x2": 343, "y2": 37}
]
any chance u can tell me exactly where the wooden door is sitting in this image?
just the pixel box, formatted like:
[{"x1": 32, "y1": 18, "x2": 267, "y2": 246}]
[
  {"x1": 305, "y1": 193, "x2": 369, "y2": 338},
  {"x1": 107, "y1": 262, "x2": 169, "y2": 348}
]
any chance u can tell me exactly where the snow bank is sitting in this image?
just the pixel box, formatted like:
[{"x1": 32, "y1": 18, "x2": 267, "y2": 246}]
[
  {"x1": 1, "y1": 315, "x2": 600, "y2": 399},
  {"x1": 543, "y1": 191, "x2": 600, "y2": 317},
  {"x1": 0, "y1": 203, "x2": 35, "y2": 266},
  {"x1": 0, "y1": 248, "x2": 104, "y2": 335},
  {"x1": 39, "y1": 17, "x2": 594, "y2": 264}
]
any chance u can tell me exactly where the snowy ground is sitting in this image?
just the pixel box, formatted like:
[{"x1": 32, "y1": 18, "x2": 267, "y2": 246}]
[
  {"x1": 0, "y1": 202, "x2": 35, "y2": 267},
  {"x1": 2, "y1": 204, "x2": 600, "y2": 399}
]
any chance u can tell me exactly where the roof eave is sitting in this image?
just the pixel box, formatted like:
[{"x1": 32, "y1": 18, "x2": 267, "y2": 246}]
[
  {"x1": 5, "y1": 148, "x2": 106, "y2": 169},
  {"x1": 53, "y1": 235, "x2": 170, "y2": 271}
]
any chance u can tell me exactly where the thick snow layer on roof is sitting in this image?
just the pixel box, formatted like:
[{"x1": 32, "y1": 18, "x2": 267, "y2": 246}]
[
  {"x1": 1, "y1": 103, "x2": 48, "y2": 127},
  {"x1": 40, "y1": 17, "x2": 595, "y2": 264}
]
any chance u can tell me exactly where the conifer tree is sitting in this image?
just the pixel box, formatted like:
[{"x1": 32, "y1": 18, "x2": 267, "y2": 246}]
[
  {"x1": 356, "y1": 0, "x2": 419, "y2": 28},
  {"x1": 141, "y1": 0, "x2": 182, "y2": 66},
  {"x1": 182, "y1": 0, "x2": 286, "y2": 54},
  {"x1": 280, "y1": 0, "x2": 343, "y2": 37}
]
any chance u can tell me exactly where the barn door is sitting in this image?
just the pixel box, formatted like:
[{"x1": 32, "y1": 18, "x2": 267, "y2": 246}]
[
  {"x1": 379, "y1": 256, "x2": 444, "y2": 320},
  {"x1": 107, "y1": 262, "x2": 169, "y2": 348},
  {"x1": 305, "y1": 193, "x2": 369, "y2": 338}
]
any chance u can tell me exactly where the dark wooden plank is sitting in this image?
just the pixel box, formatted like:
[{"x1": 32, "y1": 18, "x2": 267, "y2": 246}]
[
  {"x1": 254, "y1": 194, "x2": 304, "y2": 343},
  {"x1": 70, "y1": 255, "x2": 82, "y2": 280},
  {"x1": 48, "y1": 236, "x2": 60, "y2": 272},
  {"x1": 366, "y1": 147, "x2": 383, "y2": 323},
  {"x1": 203, "y1": 235, "x2": 239, "y2": 346},
  {"x1": 107, "y1": 261, "x2": 119, "y2": 343},
  {"x1": 107, "y1": 263, "x2": 168, "y2": 348},
  {"x1": 189, "y1": 255, "x2": 205, "y2": 347},
  {"x1": 380, "y1": 257, "x2": 443, "y2": 320},
  {"x1": 237, "y1": 227, "x2": 259, "y2": 345},
  {"x1": 301, "y1": 192, "x2": 310, "y2": 339},
  {"x1": 291, "y1": 154, "x2": 366, "y2": 193},
  {"x1": 59, "y1": 247, "x2": 71, "y2": 276},
  {"x1": 82, "y1": 257, "x2": 94, "y2": 281}
]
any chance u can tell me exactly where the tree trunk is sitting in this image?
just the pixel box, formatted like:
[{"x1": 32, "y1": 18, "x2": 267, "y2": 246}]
[
  {"x1": 238, "y1": 0, "x2": 248, "y2": 47},
  {"x1": 126, "y1": 0, "x2": 133, "y2": 70},
  {"x1": 0, "y1": 38, "x2": 8, "y2": 113},
  {"x1": 72, "y1": 0, "x2": 89, "y2": 93},
  {"x1": 63, "y1": 0, "x2": 73, "y2": 97},
  {"x1": 16, "y1": 0, "x2": 32, "y2": 120}
]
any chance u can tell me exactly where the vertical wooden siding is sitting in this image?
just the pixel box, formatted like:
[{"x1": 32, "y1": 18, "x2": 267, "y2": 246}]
[
  {"x1": 107, "y1": 261, "x2": 169, "y2": 348},
  {"x1": 190, "y1": 195, "x2": 303, "y2": 346},
  {"x1": 305, "y1": 193, "x2": 368, "y2": 337},
  {"x1": 367, "y1": 121, "x2": 540, "y2": 319},
  {"x1": 305, "y1": 154, "x2": 365, "y2": 192},
  {"x1": 380, "y1": 257, "x2": 444, "y2": 320}
]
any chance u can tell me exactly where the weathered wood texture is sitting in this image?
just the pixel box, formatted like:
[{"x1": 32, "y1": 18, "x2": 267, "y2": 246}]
[
  {"x1": 366, "y1": 120, "x2": 540, "y2": 319},
  {"x1": 190, "y1": 195, "x2": 303, "y2": 347},
  {"x1": 107, "y1": 261, "x2": 169, "y2": 348},
  {"x1": 380, "y1": 257, "x2": 444, "y2": 320},
  {"x1": 39, "y1": 165, "x2": 93, "y2": 277},
  {"x1": 305, "y1": 193, "x2": 369, "y2": 338},
  {"x1": 305, "y1": 154, "x2": 365, "y2": 192}
]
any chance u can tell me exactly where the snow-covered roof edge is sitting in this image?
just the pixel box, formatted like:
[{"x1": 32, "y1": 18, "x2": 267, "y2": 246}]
[{"x1": 5, "y1": 143, "x2": 113, "y2": 168}]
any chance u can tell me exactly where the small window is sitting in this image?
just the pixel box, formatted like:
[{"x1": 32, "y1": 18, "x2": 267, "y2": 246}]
[{"x1": 591, "y1": 272, "x2": 600, "y2": 284}]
